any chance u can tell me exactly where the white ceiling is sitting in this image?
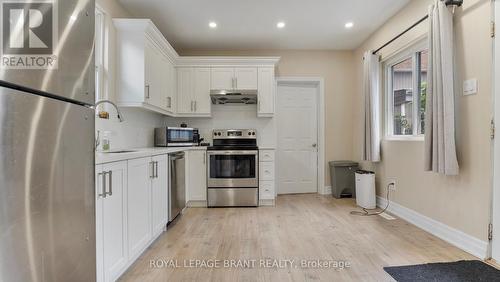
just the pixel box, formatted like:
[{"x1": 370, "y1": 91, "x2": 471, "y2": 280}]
[{"x1": 118, "y1": 0, "x2": 410, "y2": 51}]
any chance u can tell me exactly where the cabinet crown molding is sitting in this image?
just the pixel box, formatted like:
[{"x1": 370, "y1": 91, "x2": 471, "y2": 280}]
[
  {"x1": 113, "y1": 19, "x2": 280, "y2": 68},
  {"x1": 176, "y1": 56, "x2": 281, "y2": 67}
]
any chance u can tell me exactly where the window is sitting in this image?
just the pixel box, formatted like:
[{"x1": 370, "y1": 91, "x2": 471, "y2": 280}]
[
  {"x1": 95, "y1": 8, "x2": 105, "y2": 102},
  {"x1": 385, "y1": 41, "x2": 428, "y2": 138}
]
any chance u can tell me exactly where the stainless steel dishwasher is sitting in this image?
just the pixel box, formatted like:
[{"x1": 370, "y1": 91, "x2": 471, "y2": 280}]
[{"x1": 168, "y1": 152, "x2": 186, "y2": 223}]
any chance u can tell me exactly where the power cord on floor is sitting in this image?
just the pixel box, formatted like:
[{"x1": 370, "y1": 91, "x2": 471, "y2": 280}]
[{"x1": 349, "y1": 182, "x2": 394, "y2": 216}]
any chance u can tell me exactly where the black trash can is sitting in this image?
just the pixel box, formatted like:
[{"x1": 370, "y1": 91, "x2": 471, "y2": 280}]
[{"x1": 329, "y1": 161, "x2": 359, "y2": 199}]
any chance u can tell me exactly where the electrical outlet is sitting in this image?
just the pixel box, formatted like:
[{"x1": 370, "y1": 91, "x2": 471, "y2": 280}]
[{"x1": 388, "y1": 179, "x2": 397, "y2": 191}]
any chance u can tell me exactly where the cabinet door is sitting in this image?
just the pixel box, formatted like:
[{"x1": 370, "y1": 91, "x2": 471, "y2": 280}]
[
  {"x1": 186, "y1": 150, "x2": 207, "y2": 202},
  {"x1": 127, "y1": 157, "x2": 152, "y2": 260},
  {"x1": 144, "y1": 41, "x2": 163, "y2": 108},
  {"x1": 165, "y1": 61, "x2": 177, "y2": 114},
  {"x1": 157, "y1": 54, "x2": 171, "y2": 110},
  {"x1": 101, "y1": 161, "x2": 128, "y2": 282},
  {"x1": 258, "y1": 67, "x2": 275, "y2": 116},
  {"x1": 177, "y1": 68, "x2": 194, "y2": 114},
  {"x1": 95, "y1": 165, "x2": 104, "y2": 282},
  {"x1": 235, "y1": 68, "x2": 258, "y2": 90},
  {"x1": 211, "y1": 68, "x2": 234, "y2": 90},
  {"x1": 151, "y1": 154, "x2": 168, "y2": 237},
  {"x1": 193, "y1": 68, "x2": 211, "y2": 114}
]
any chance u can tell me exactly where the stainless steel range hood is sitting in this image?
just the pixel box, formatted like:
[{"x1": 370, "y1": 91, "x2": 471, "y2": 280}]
[{"x1": 210, "y1": 90, "x2": 258, "y2": 105}]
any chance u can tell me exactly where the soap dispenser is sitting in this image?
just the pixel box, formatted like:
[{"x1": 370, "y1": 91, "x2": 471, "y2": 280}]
[{"x1": 102, "y1": 131, "x2": 111, "y2": 151}]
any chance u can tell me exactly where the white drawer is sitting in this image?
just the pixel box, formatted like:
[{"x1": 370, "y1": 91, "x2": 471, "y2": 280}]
[
  {"x1": 259, "y1": 162, "x2": 275, "y2": 181},
  {"x1": 259, "y1": 150, "x2": 275, "y2": 162},
  {"x1": 259, "y1": 181, "x2": 275, "y2": 199}
]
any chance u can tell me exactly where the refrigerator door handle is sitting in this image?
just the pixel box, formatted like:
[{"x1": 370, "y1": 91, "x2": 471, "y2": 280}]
[{"x1": 107, "y1": 171, "x2": 113, "y2": 196}]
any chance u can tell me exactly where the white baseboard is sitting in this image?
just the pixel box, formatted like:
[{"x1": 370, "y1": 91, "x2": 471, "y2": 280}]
[
  {"x1": 320, "y1": 186, "x2": 332, "y2": 195},
  {"x1": 187, "y1": 200, "x2": 207, "y2": 208},
  {"x1": 259, "y1": 199, "x2": 275, "y2": 206},
  {"x1": 377, "y1": 196, "x2": 488, "y2": 259}
]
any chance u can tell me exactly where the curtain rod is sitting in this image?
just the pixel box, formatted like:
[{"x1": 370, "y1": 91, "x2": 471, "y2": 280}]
[{"x1": 372, "y1": 0, "x2": 463, "y2": 55}]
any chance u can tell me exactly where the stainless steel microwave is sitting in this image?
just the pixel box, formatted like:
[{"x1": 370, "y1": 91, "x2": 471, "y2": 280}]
[{"x1": 155, "y1": 127, "x2": 199, "y2": 147}]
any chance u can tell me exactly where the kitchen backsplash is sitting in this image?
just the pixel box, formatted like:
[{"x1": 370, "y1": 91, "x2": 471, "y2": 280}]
[
  {"x1": 163, "y1": 104, "x2": 276, "y2": 148},
  {"x1": 95, "y1": 108, "x2": 164, "y2": 149}
]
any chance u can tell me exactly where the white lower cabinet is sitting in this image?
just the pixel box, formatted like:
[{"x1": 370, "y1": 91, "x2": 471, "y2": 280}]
[
  {"x1": 186, "y1": 150, "x2": 207, "y2": 204},
  {"x1": 127, "y1": 157, "x2": 153, "y2": 261},
  {"x1": 96, "y1": 154, "x2": 170, "y2": 282},
  {"x1": 95, "y1": 161, "x2": 128, "y2": 282},
  {"x1": 151, "y1": 154, "x2": 169, "y2": 236},
  {"x1": 259, "y1": 149, "x2": 276, "y2": 204}
]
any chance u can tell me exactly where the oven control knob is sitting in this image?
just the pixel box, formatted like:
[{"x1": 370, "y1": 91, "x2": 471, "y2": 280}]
[{"x1": 248, "y1": 132, "x2": 251, "y2": 136}]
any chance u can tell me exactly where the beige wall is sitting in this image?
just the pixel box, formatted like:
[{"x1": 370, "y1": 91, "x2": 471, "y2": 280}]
[
  {"x1": 180, "y1": 50, "x2": 356, "y2": 186},
  {"x1": 353, "y1": 0, "x2": 492, "y2": 242}
]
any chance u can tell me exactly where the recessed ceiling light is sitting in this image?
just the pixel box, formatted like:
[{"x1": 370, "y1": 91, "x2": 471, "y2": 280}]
[
  {"x1": 345, "y1": 22, "x2": 354, "y2": 29},
  {"x1": 209, "y1": 22, "x2": 217, "y2": 28},
  {"x1": 277, "y1": 22, "x2": 286, "y2": 29}
]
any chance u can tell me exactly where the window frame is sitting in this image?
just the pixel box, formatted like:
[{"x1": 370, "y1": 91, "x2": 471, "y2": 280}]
[
  {"x1": 95, "y1": 6, "x2": 106, "y2": 102},
  {"x1": 383, "y1": 39, "x2": 428, "y2": 141}
]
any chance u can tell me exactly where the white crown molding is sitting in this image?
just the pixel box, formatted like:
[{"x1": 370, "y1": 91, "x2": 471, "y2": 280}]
[
  {"x1": 114, "y1": 19, "x2": 280, "y2": 68},
  {"x1": 175, "y1": 56, "x2": 281, "y2": 67},
  {"x1": 377, "y1": 196, "x2": 489, "y2": 259}
]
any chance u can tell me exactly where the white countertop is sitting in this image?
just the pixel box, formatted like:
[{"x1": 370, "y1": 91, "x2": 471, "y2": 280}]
[{"x1": 96, "y1": 146, "x2": 207, "y2": 165}]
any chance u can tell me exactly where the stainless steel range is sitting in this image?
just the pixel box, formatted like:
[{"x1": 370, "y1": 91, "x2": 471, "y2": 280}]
[{"x1": 207, "y1": 129, "x2": 259, "y2": 207}]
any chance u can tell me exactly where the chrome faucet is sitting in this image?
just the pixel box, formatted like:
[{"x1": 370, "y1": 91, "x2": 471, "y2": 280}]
[{"x1": 94, "y1": 100, "x2": 125, "y2": 122}]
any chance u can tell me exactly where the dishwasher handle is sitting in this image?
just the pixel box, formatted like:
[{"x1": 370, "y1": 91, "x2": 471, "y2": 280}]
[{"x1": 169, "y1": 152, "x2": 185, "y2": 161}]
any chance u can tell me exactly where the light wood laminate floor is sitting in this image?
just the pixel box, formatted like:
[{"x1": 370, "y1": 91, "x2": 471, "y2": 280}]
[{"x1": 120, "y1": 194, "x2": 476, "y2": 282}]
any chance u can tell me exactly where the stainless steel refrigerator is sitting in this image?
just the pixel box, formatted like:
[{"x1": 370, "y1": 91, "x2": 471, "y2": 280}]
[{"x1": 0, "y1": 0, "x2": 96, "y2": 281}]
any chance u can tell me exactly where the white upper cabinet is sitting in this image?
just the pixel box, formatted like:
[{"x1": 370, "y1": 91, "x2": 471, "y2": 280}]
[
  {"x1": 210, "y1": 68, "x2": 234, "y2": 90},
  {"x1": 211, "y1": 67, "x2": 258, "y2": 90},
  {"x1": 144, "y1": 41, "x2": 165, "y2": 109},
  {"x1": 114, "y1": 19, "x2": 177, "y2": 116},
  {"x1": 193, "y1": 68, "x2": 212, "y2": 114},
  {"x1": 177, "y1": 68, "x2": 193, "y2": 114},
  {"x1": 258, "y1": 67, "x2": 276, "y2": 117},
  {"x1": 113, "y1": 19, "x2": 280, "y2": 117},
  {"x1": 177, "y1": 68, "x2": 211, "y2": 116},
  {"x1": 234, "y1": 68, "x2": 258, "y2": 90}
]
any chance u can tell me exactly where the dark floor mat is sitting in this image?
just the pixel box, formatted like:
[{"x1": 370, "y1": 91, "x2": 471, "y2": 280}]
[{"x1": 384, "y1": 260, "x2": 500, "y2": 282}]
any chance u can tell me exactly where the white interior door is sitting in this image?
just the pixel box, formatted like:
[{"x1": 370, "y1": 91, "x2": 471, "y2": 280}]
[
  {"x1": 277, "y1": 83, "x2": 318, "y2": 194},
  {"x1": 492, "y1": 0, "x2": 500, "y2": 262}
]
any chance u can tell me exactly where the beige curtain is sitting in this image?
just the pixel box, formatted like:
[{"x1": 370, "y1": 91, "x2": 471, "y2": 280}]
[
  {"x1": 424, "y1": 0, "x2": 459, "y2": 175},
  {"x1": 362, "y1": 52, "x2": 381, "y2": 162}
]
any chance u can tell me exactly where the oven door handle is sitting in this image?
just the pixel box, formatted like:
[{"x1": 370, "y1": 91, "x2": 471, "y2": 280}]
[{"x1": 207, "y1": 151, "x2": 258, "y2": 155}]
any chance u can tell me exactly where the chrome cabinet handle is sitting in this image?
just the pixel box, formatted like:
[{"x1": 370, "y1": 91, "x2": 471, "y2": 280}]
[
  {"x1": 194, "y1": 101, "x2": 197, "y2": 112},
  {"x1": 107, "y1": 171, "x2": 113, "y2": 196},
  {"x1": 154, "y1": 161, "x2": 158, "y2": 178},
  {"x1": 145, "y1": 85, "x2": 150, "y2": 99},
  {"x1": 167, "y1": 97, "x2": 172, "y2": 108},
  {"x1": 150, "y1": 161, "x2": 155, "y2": 178},
  {"x1": 98, "y1": 172, "x2": 106, "y2": 198}
]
